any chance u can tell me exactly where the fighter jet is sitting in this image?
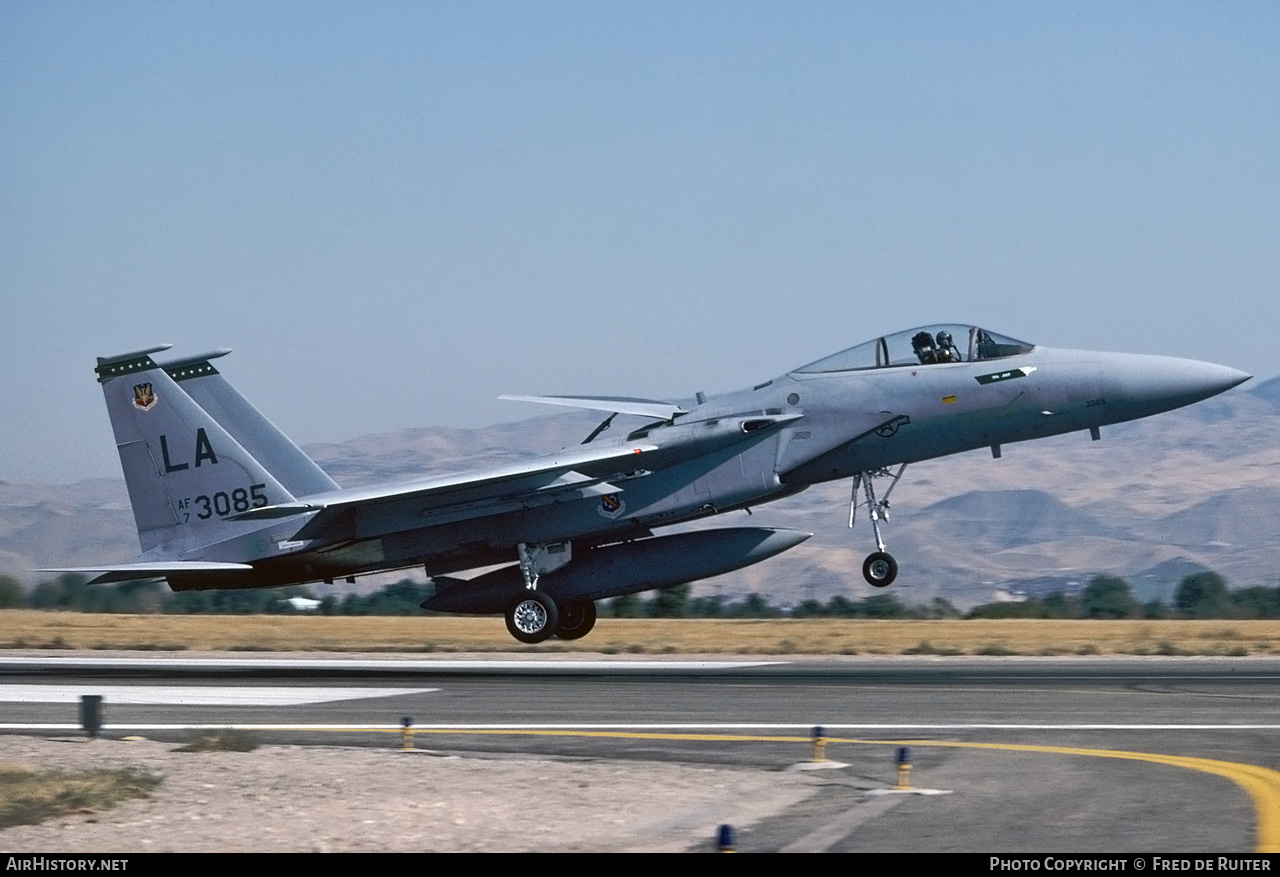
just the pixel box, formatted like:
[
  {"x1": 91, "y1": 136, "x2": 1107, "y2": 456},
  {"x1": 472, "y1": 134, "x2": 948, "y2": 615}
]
[{"x1": 58, "y1": 324, "x2": 1249, "y2": 643}]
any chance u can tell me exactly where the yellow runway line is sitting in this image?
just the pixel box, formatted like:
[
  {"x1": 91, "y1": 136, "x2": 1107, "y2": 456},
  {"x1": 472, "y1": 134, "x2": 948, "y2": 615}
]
[
  {"x1": 269, "y1": 725, "x2": 1280, "y2": 852},
  {"x1": 841, "y1": 737, "x2": 1280, "y2": 854}
]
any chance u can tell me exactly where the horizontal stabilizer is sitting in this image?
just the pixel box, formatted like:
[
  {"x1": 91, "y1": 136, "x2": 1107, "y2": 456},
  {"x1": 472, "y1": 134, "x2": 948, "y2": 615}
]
[
  {"x1": 38, "y1": 561, "x2": 254, "y2": 585},
  {"x1": 500, "y1": 394, "x2": 687, "y2": 420}
]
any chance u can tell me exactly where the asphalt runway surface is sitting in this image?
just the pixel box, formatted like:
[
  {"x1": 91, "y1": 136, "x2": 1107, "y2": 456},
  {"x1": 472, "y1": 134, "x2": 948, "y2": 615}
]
[{"x1": 3, "y1": 655, "x2": 1279, "y2": 853}]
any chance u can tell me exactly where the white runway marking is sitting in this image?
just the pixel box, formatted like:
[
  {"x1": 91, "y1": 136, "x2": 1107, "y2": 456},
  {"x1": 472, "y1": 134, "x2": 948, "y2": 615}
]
[
  {"x1": 0, "y1": 685, "x2": 435, "y2": 706},
  {"x1": 0, "y1": 657, "x2": 783, "y2": 672}
]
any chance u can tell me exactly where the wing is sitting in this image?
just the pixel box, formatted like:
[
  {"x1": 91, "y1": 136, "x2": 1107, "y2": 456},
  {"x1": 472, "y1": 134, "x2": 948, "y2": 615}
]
[
  {"x1": 230, "y1": 440, "x2": 658, "y2": 544},
  {"x1": 38, "y1": 561, "x2": 254, "y2": 585},
  {"x1": 499, "y1": 394, "x2": 688, "y2": 420}
]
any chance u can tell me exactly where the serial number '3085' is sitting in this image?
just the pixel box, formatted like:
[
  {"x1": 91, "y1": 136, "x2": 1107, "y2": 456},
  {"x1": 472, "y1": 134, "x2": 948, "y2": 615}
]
[{"x1": 185, "y1": 484, "x2": 269, "y2": 521}]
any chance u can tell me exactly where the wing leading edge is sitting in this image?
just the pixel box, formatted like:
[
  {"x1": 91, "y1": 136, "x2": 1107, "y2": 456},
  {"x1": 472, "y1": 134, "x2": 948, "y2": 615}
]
[
  {"x1": 39, "y1": 561, "x2": 255, "y2": 586},
  {"x1": 499, "y1": 394, "x2": 687, "y2": 420}
]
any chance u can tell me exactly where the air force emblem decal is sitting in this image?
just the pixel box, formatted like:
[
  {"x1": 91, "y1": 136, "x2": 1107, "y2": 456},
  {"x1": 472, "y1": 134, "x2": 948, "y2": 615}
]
[
  {"x1": 132, "y1": 383, "x2": 157, "y2": 411},
  {"x1": 598, "y1": 493, "x2": 625, "y2": 519}
]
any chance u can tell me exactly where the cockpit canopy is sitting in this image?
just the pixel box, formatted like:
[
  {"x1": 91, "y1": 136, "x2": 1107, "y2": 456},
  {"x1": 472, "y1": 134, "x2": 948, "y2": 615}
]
[{"x1": 793, "y1": 325, "x2": 1035, "y2": 374}]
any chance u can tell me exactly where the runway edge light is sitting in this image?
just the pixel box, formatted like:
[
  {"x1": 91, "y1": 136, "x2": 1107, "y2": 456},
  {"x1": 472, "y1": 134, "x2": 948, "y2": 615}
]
[
  {"x1": 896, "y1": 745, "x2": 913, "y2": 790},
  {"x1": 81, "y1": 694, "x2": 103, "y2": 739},
  {"x1": 811, "y1": 725, "x2": 826, "y2": 762}
]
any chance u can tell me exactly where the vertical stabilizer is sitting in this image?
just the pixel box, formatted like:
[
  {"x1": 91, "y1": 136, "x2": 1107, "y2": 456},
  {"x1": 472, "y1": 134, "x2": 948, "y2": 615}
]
[
  {"x1": 96, "y1": 347, "x2": 297, "y2": 555},
  {"x1": 160, "y1": 350, "x2": 339, "y2": 497}
]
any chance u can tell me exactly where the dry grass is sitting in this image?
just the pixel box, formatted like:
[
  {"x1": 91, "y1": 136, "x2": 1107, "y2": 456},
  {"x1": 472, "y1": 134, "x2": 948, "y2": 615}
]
[
  {"x1": 0, "y1": 765, "x2": 160, "y2": 828},
  {"x1": 2, "y1": 611, "x2": 1280, "y2": 655}
]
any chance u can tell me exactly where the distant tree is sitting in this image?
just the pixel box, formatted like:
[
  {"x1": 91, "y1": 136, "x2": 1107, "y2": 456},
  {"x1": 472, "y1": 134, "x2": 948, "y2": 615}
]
[
  {"x1": 1228, "y1": 586, "x2": 1280, "y2": 619},
  {"x1": 115, "y1": 580, "x2": 166, "y2": 613},
  {"x1": 28, "y1": 578, "x2": 57, "y2": 609},
  {"x1": 1041, "y1": 592, "x2": 1077, "y2": 619},
  {"x1": 968, "y1": 590, "x2": 1089, "y2": 620},
  {"x1": 164, "y1": 589, "x2": 215, "y2": 614},
  {"x1": 923, "y1": 597, "x2": 962, "y2": 619},
  {"x1": 223, "y1": 589, "x2": 277, "y2": 614},
  {"x1": 362, "y1": 579, "x2": 432, "y2": 615},
  {"x1": 824, "y1": 595, "x2": 861, "y2": 617},
  {"x1": 0, "y1": 576, "x2": 26, "y2": 609},
  {"x1": 1079, "y1": 576, "x2": 1139, "y2": 619},
  {"x1": 18, "y1": 574, "x2": 171, "y2": 613},
  {"x1": 163, "y1": 588, "x2": 273, "y2": 614},
  {"x1": 861, "y1": 593, "x2": 908, "y2": 618},
  {"x1": 29, "y1": 574, "x2": 91, "y2": 610},
  {"x1": 1141, "y1": 600, "x2": 1169, "y2": 619},
  {"x1": 792, "y1": 599, "x2": 827, "y2": 618},
  {"x1": 967, "y1": 599, "x2": 1048, "y2": 619},
  {"x1": 688, "y1": 594, "x2": 726, "y2": 618},
  {"x1": 340, "y1": 593, "x2": 366, "y2": 615},
  {"x1": 1175, "y1": 572, "x2": 1229, "y2": 618},
  {"x1": 650, "y1": 584, "x2": 691, "y2": 618},
  {"x1": 27, "y1": 578, "x2": 60, "y2": 609},
  {"x1": 729, "y1": 593, "x2": 779, "y2": 618},
  {"x1": 607, "y1": 593, "x2": 645, "y2": 618}
]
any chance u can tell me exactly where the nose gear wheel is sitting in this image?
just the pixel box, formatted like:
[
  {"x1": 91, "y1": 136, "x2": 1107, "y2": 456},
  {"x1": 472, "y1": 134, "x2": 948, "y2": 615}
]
[
  {"x1": 862, "y1": 551, "x2": 898, "y2": 587},
  {"x1": 850, "y1": 464, "x2": 906, "y2": 587}
]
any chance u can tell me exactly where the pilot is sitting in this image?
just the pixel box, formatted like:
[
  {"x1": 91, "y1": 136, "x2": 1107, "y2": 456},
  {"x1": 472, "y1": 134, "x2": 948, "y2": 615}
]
[
  {"x1": 935, "y1": 331, "x2": 962, "y2": 363},
  {"x1": 911, "y1": 331, "x2": 938, "y2": 364}
]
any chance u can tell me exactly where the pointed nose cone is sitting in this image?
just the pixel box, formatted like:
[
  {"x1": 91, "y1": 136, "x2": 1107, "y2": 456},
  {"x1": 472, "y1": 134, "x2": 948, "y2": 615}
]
[{"x1": 1103, "y1": 354, "x2": 1251, "y2": 420}]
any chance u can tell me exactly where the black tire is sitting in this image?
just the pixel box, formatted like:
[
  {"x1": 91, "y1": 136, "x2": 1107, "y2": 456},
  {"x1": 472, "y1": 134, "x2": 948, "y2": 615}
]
[
  {"x1": 556, "y1": 600, "x2": 597, "y2": 640},
  {"x1": 862, "y1": 551, "x2": 898, "y2": 588},
  {"x1": 505, "y1": 590, "x2": 560, "y2": 644}
]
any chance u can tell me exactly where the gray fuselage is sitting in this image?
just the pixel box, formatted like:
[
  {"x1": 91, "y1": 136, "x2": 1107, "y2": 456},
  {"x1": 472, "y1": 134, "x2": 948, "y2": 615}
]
[{"x1": 193, "y1": 339, "x2": 1246, "y2": 588}]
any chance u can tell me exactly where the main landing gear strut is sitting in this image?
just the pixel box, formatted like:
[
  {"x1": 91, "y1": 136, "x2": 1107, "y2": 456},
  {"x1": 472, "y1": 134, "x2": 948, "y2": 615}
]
[
  {"x1": 850, "y1": 464, "x2": 906, "y2": 588},
  {"x1": 502, "y1": 542, "x2": 598, "y2": 644}
]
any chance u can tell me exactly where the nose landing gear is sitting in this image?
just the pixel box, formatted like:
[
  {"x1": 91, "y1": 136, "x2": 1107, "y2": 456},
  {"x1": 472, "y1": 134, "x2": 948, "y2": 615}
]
[{"x1": 850, "y1": 464, "x2": 906, "y2": 588}]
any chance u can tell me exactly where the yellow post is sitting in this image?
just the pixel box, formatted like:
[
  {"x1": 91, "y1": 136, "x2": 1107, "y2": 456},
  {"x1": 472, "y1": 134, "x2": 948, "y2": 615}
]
[
  {"x1": 811, "y1": 725, "x2": 827, "y2": 762},
  {"x1": 895, "y1": 746, "x2": 912, "y2": 789},
  {"x1": 400, "y1": 716, "x2": 415, "y2": 751}
]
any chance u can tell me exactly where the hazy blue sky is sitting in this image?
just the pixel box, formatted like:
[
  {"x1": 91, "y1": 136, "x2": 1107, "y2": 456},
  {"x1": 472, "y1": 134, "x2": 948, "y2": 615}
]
[{"x1": 4, "y1": 2, "x2": 1277, "y2": 482}]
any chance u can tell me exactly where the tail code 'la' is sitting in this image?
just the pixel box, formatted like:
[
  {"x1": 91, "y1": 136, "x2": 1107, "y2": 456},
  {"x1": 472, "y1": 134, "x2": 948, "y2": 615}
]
[
  {"x1": 159, "y1": 349, "x2": 339, "y2": 498},
  {"x1": 96, "y1": 346, "x2": 296, "y2": 555}
]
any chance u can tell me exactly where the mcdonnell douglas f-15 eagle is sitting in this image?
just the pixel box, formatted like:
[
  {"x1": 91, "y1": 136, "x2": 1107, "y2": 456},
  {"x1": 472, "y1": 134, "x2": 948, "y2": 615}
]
[{"x1": 54, "y1": 325, "x2": 1249, "y2": 643}]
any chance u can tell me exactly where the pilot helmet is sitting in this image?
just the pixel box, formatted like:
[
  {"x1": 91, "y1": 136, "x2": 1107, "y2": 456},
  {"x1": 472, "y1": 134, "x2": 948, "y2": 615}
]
[{"x1": 936, "y1": 331, "x2": 953, "y2": 347}]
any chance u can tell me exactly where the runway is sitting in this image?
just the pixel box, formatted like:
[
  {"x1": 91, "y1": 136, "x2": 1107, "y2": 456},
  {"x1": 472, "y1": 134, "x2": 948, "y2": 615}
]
[{"x1": 3, "y1": 655, "x2": 1279, "y2": 852}]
